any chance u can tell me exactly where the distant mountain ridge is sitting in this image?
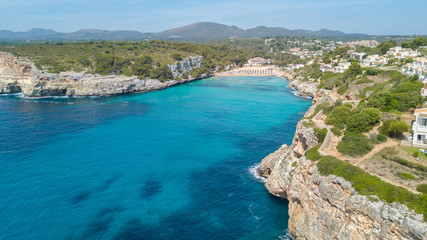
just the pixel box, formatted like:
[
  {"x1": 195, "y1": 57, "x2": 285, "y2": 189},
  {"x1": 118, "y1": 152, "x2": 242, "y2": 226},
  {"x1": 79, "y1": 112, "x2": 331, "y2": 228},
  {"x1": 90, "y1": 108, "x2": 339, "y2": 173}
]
[{"x1": 0, "y1": 22, "x2": 368, "y2": 42}]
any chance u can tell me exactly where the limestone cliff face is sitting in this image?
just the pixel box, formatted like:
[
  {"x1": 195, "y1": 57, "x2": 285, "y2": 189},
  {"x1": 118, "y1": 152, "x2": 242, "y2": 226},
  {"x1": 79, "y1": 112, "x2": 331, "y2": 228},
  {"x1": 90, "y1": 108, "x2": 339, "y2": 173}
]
[
  {"x1": 259, "y1": 81, "x2": 427, "y2": 239},
  {"x1": 168, "y1": 56, "x2": 203, "y2": 78},
  {"x1": 0, "y1": 52, "x2": 205, "y2": 97}
]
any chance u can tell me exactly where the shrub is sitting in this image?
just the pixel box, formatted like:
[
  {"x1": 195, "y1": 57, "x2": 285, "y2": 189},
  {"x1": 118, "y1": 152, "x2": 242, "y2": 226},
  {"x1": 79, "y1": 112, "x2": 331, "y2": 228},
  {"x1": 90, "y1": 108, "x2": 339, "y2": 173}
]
[
  {"x1": 379, "y1": 154, "x2": 427, "y2": 172},
  {"x1": 356, "y1": 78, "x2": 374, "y2": 85},
  {"x1": 417, "y1": 184, "x2": 427, "y2": 194},
  {"x1": 346, "y1": 108, "x2": 381, "y2": 133},
  {"x1": 337, "y1": 133, "x2": 373, "y2": 157},
  {"x1": 379, "y1": 119, "x2": 394, "y2": 136},
  {"x1": 325, "y1": 106, "x2": 351, "y2": 127},
  {"x1": 397, "y1": 172, "x2": 415, "y2": 180},
  {"x1": 331, "y1": 127, "x2": 343, "y2": 136},
  {"x1": 317, "y1": 156, "x2": 427, "y2": 220},
  {"x1": 413, "y1": 152, "x2": 420, "y2": 158},
  {"x1": 366, "y1": 68, "x2": 380, "y2": 76},
  {"x1": 376, "y1": 134, "x2": 387, "y2": 142},
  {"x1": 314, "y1": 128, "x2": 328, "y2": 144},
  {"x1": 305, "y1": 144, "x2": 322, "y2": 161},
  {"x1": 388, "y1": 121, "x2": 410, "y2": 139}
]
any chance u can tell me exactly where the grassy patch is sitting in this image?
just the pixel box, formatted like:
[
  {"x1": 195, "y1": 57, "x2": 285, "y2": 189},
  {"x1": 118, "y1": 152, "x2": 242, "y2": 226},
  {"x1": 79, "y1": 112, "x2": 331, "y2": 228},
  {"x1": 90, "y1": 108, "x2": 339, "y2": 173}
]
[
  {"x1": 417, "y1": 184, "x2": 427, "y2": 194},
  {"x1": 401, "y1": 146, "x2": 427, "y2": 160},
  {"x1": 379, "y1": 152, "x2": 427, "y2": 172},
  {"x1": 356, "y1": 78, "x2": 374, "y2": 85},
  {"x1": 331, "y1": 127, "x2": 343, "y2": 136},
  {"x1": 314, "y1": 128, "x2": 328, "y2": 144},
  {"x1": 376, "y1": 134, "x2": 387, "y2": 142},
  {"x1": 397, "y1": 172, "x2": 415, "y2": 180},
  {"x1": 305, "y1": 144, "x2": 322, "y2": 161},
  {"x1": 337, "y1": 133, "x2": 373, "y2": 157},
  {"x1": 302, "y1": 120, "x2": 315, "y2": 128},
  {"x1": 317, "y1": 156, "x2": 427, "y2": 221}
]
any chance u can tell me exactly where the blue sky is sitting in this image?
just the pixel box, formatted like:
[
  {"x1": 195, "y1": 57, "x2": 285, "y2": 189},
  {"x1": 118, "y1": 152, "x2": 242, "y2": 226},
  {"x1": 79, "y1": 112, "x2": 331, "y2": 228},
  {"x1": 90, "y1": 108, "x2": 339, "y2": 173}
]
[{"x1": 0, "y1": 0, "x2": 426, "y2": 35}]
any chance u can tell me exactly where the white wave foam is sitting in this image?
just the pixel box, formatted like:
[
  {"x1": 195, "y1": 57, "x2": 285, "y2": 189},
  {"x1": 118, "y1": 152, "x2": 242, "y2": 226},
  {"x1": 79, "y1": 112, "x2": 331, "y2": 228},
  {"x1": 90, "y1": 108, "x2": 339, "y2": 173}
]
[
  {"x1": 279, "y1": 229, "x2": 291, "y2": 240},
  {"x1": 249, "y1": 164, "x2": 267, "y2": 183},
  {"x1": 0, "y1": 93, "x2": 24, "y2": 97},
  {"x1": 291, "y1": 90, "x2": 300, "y2": 97}
]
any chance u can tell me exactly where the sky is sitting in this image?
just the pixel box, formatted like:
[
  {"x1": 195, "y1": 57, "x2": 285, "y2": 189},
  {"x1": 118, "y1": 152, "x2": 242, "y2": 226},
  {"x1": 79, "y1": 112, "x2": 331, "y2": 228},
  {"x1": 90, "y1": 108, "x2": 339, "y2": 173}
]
[{"x1": 0, "y1": 0, "x2": 426, "y2": 35}]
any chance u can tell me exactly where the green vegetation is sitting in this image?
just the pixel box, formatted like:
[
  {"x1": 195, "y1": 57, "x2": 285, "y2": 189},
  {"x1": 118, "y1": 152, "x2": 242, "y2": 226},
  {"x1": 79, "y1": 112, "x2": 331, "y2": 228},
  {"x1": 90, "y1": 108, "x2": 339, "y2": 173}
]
[
  {"x1": 378, "y1": 40, "x2": 398, "y2": 54},
  {"x1": 337, "y1": 133, "x2": 373, "y2": 157},
  {"x1": 376, "y1": 134, "x2": 387, "y2": 142},
  {"x1": 379, "y1": 120, "x2": 410, "y2": 138},
  {"x1": 317, "y1": 156, "x2": 427, "y2": 220},
  {"x1": 346, "y1": 108, "x2": 381, "y2": 133},
  {"x1": 401, "y1": 37, "x2": 427, "y2": 50},
  {"x1": 331, "y1": 126, "x2": 343, "y2": 136},
  {"x1": 417, "y1": 184, "x2": 427, "y2": 194},
  {"x1": 305, "y1": 144, "x2": 322, "y2": 161},
  {"x1": 307, "y1": 101, "x2": 333, "y2": 119},
  {"x1": 397, "y1": 172, "x2": 415, "y2": 180},
  {"x1": 325, "y1": 105, "x2": 351, "y2": 129},
  {"x1": 379, "y1": 151, "x2": 427, "y2": 173},
  {"x1": 401, "y1": 146, "x2": 427, "y2": 160},
  {"x1": 366, "y1": 71, "x2": 423, "y2": 112},
  {"x1": 0, "y1": 41, "x2": 251, "y2": 78},
  {"x1": 314, "y1": 128, "x2": 328, "y2": 144}
]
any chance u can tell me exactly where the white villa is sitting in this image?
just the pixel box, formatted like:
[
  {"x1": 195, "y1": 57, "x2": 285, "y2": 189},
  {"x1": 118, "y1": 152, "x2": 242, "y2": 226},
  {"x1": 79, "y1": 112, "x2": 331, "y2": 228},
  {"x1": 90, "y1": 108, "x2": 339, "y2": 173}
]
[
  {"x1": 348, "y1": 50, "x2": 366, "y2": 61},
  {"x1": 362, "y1": 55, "x2": 388, "y2": 67},
  {"x1": 412, "y1": 108, "x2": 427, "y2": 146},
  {"x1": 402, "y1": 57, "x2": 427, "y2": 80},
  {"x1": 387, "y1": 47, "x2": 419, "y2": 59},
  {"x1": 247, "y1": 57, "x2": 272, "y2": 66},
  {"x1": 334, "y1": 62, "x2": 351, "y2": 73}
]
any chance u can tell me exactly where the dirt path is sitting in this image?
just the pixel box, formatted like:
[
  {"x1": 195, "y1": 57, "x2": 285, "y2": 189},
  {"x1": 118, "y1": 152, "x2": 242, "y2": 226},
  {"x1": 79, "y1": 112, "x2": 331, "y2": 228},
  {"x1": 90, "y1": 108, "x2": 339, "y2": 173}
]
[
  {"x1": 354, "y1": 139, "x2": 400, "y2": 166},
  {"x1": 310, "y1": 110, "x2": 418, "y2": 193}
]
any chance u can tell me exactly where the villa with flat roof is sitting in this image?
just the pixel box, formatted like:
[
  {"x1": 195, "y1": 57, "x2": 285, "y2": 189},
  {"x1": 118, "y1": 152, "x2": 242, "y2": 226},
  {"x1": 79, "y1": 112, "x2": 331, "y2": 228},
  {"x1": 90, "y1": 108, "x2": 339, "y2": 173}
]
[{"x1": 412, "y1": 108, "x2": 427, "y2": 146}]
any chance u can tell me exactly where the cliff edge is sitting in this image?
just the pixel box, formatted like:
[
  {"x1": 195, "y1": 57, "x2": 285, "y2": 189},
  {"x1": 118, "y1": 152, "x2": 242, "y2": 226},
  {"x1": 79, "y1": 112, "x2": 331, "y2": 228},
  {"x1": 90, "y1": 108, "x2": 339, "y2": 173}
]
[
  {"x1": 259, "y1": 80, "x2": 427, "y2": 239},
  {"x1": 0, "y1": 52, "x2": 205, "y2": 97}
]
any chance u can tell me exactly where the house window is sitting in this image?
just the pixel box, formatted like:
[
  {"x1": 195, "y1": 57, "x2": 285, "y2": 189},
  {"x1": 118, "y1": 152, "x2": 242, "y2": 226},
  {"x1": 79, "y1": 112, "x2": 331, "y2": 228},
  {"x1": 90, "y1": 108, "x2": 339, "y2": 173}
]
[
  {"x1": 418, "y1": 134, "x2": 425, "y2": 142},
  {"x1": 421, "y1": 118, "x2": 427, "y2": 126}
]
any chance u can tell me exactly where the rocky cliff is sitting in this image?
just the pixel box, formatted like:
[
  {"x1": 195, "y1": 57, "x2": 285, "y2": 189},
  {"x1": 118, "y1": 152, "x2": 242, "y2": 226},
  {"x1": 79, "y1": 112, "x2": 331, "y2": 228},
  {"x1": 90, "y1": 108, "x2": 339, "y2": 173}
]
[
  {"x1": 0, "y1": 52, "x2": 205, "y2": 97},
  {"x1": 259, "y1": 80, "x2": 427, "y2": 239}
]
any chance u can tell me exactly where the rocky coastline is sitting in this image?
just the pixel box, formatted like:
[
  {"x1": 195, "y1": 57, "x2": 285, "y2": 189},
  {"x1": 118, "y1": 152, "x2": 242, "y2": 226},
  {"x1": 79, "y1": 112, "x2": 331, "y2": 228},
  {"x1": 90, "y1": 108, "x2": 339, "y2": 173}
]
[
  {"x1": 259, "y1": 77, "x2": 427, "y2": 239},
  {"x1": 0, "y1": 52, "x2": 207, "y2": 97}
]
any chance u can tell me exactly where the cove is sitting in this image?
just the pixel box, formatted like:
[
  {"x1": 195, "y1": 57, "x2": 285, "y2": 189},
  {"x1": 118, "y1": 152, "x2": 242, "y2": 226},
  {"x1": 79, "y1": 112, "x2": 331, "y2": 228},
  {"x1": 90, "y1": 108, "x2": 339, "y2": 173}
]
[{"x1": 0, "y1": 76, "x2": 311, "y2": 240}]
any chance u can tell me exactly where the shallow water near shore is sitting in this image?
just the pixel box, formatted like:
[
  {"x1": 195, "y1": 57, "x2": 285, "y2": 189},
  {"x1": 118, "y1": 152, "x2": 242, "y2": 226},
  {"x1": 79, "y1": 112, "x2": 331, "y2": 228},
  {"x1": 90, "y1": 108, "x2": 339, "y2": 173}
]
[{"x1": 0, "y1": 76, "x2": 311, "y2": 239}]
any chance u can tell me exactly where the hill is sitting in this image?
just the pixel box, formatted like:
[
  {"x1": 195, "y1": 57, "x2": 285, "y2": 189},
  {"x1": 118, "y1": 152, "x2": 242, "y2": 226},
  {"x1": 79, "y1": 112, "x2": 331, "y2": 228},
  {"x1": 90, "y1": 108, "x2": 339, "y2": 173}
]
[{"x1": 0, "y1": 22, "x2": 369, "y2": 42}]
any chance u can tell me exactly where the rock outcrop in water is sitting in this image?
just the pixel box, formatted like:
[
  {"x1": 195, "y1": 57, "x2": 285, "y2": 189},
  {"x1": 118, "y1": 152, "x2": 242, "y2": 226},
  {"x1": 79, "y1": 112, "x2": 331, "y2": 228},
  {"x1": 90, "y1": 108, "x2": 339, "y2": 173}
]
[
  {"x1": 0, "y1": 52, "x2": 205, "y2": 97},
  {"x1": 259, "y1": 80, "x2": 427, "y2": 239}
]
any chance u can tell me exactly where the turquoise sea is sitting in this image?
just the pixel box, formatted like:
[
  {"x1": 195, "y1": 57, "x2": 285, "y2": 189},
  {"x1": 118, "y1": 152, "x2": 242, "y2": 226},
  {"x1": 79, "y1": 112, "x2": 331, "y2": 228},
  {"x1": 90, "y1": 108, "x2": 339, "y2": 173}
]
[{"x1": 0, "y1": 76, "x2": 311, "y2": 240}]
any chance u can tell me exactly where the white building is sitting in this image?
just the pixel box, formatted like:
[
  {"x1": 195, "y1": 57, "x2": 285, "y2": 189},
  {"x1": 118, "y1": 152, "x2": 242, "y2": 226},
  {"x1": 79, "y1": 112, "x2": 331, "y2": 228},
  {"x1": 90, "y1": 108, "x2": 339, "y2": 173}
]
[
  {"x1": 403, "y1": 57, "x2": 427, "y2": 80},
  {"x1": 412, "y1": 108, "x2": 427, "y2": 146},
  {"x1": 348, "y1": 50, "x2": 366, "y2": 61},
  {"x1": 334, "y1": 62, "x2": 351, "y2": 73},
  {"x1": 387, "y1": 47, "x2": 419, "y2": 59},
  {"x1": 362, "y1": 55, "x2": 388, "y2": 67}
]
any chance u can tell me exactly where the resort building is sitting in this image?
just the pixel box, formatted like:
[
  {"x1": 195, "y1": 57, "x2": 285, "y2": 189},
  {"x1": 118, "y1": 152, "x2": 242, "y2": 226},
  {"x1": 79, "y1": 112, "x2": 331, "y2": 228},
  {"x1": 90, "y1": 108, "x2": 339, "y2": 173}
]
[
  {"x1": 402, "y1": 57, "x2": 427, "y2": 80},
  {"x1": 362, "y1": 55, "x2": 388, "y2": 67},
  {"x1": 412, "y1": 108, "x2": 427, "y2": 146},
  {"x1": 386, "y1": 47, "x2": 419, "y2": 60},
  {"x1": 348, "y1": 50, "x2": 366, "y2": 61},
  {"x1": 333, "y1": 62, "x2": 351, "y2": 73},
  {"x1": 247, "y1": 57, "x2": 272, "y2": 66}
]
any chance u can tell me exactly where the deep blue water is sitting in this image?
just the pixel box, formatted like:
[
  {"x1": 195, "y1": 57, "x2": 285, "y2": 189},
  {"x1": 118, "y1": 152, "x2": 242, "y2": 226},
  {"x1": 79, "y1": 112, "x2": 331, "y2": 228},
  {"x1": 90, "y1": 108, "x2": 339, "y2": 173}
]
[{"x1": 0, "y1": 76, "x2": 311, "y2": 240}]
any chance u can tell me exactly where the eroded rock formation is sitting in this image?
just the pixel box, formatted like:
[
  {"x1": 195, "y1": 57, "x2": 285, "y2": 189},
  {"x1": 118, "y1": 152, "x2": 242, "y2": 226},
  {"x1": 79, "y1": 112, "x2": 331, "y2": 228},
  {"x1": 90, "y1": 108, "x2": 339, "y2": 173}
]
[
  {"x1": 0, "y1": 52, "x2": 204, "y2": 97},
  {"x1": 259, "y1": 80, "x2": 427, "y2": 240}
]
